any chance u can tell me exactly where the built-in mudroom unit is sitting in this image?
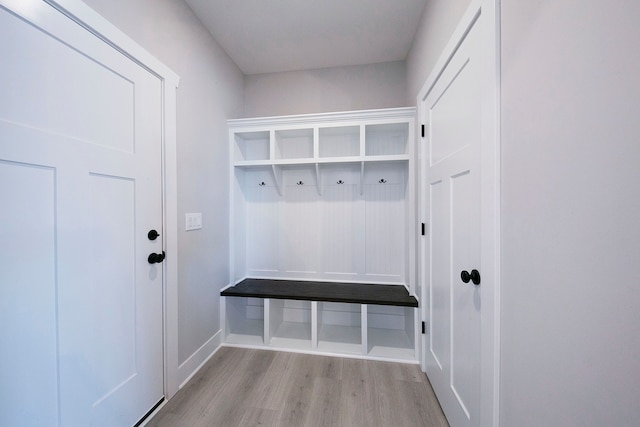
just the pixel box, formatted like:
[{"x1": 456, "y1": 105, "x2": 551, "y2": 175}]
[{"x1": 221, "y1": 107, "x2": 419, "y2": 362}]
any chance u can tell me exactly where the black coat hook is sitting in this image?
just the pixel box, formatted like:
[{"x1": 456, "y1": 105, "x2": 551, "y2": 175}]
[
  {"x1": 378, "y1": 178, "x2": 387, "y2": 184},
  {"x1": 258, "y1": 181, "x2": 266, "y2": 186},
  {"x1": 297, "y1": 180, "x2": 304, "y2": 185},
  {"x1": 337, "y1": 180, "x2": 344, "y2": 184}
]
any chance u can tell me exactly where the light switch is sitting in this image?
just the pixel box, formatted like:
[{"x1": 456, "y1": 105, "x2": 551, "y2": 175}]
[{"x1": 185, "y1": 213, "x2": 202, "y2": 231}]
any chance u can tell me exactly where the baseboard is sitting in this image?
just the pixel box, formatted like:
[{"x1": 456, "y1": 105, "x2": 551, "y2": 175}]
[
  {"x1": 221, "y1": 342, "x2": 419, "y2": 365},
  {"x1": 177, "y1": 329, "x2": 223, "y2": 388}
]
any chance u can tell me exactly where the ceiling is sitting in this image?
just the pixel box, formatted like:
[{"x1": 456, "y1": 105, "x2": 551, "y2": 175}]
[{"x1": 184, "y1": 0, "x2": 428, "y2": 75}]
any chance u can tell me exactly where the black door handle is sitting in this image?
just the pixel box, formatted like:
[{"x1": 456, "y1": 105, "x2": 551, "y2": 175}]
[
  {"x1": 461, "y1": 269, "x2": 481, "y2": 285},
  {"x1": 148, "y1": 251, "x2": 165, "y2": 264}
]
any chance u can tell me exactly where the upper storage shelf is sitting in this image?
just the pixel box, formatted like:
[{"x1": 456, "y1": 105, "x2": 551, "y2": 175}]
[
  {"x1": 319, "y1": 125, "x2": 360, "y2": 158},
  {"x1": 234, "y1": 130, "x2": 270, "y2": 162},
  {"x1": 229, "y1": 107, "x2": 415, "y2": 168},
  {"x1": 365, "y1": 123, "x2": 408, "y2": 156},
  {"x1": 275, "y1": 128, "x2": 314, "y2": 160}
]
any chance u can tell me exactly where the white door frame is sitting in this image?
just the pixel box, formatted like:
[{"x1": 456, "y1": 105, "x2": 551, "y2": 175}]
[
  {"x1": 1, "y1": 0, "x2": 182, "y2": 401},
  {"x1": 417, "y1": 1, "x2": 500, "y2": 426}
]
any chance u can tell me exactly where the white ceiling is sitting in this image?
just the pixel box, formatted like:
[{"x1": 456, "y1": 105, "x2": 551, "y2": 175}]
[{"x1": 184, "y1": 0, "x2": 428, "y2": 75}]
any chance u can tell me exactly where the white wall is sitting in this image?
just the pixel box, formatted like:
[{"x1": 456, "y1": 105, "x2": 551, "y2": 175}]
[
  {"x1": 82, "y1": 0, "x2": 243, "y2": 368},
  {"x1": 500, "y1": 0, "x2": 640, "y2": 424},
  {"x1": 243, "y1": 61, "x2": 407, "y2": 117},
  {"x1": 405, "y1": 0, "x2": 472, "y2": 103}
]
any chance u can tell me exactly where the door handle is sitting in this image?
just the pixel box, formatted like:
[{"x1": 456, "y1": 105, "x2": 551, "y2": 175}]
[
  {"x1": 148, "y1": 251, "x2": 165, "y2": 264},
  {"x1": 148, "y1": 229, "x2": 160, "y2": 240},
  {"x1": 461, "y1": 269, "x2": 480, "y2": 285}
]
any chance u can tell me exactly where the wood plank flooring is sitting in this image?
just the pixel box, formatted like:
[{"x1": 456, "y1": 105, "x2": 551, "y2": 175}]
[{"x1": 147, "y1": 347, "x2": 449, "y2": 427}]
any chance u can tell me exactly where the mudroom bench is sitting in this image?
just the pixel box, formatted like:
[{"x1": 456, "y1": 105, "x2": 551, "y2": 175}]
[
  {"x1": 224, "y1": 107, "x2": 419, "y2": 363},
  {"x1": 221, "y1": 278, "x2": 419, "y2": 363}
]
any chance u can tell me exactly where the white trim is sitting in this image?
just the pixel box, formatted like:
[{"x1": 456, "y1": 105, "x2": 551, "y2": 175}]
[
  {"x1": 178, "y1": 330, "x2": 224, "y2": 388},
  {"x1": 2, "y1": 0, "x2": 182, "y2": 405},
  {"x1": 44, "y1": 0, "x2": 179, "y2": 85},
  {"x1": 228, "y1": 107, "x2": 416, "y2": 129},
  {"x1": 161, "y1": 81, "x2": 180, "y2": 399},
  {"x1": 481, "y1": 1, "x2": 501, "y2": 425},
  {"x1": 138, "y1": 400, "x2": 168, "y2": 427},
  {"x1": 416, "y1": 2, "x2": 481, "y2": 99},
  {"x1": 416, "y1": 0, "x2": 500, "y2": 426}
]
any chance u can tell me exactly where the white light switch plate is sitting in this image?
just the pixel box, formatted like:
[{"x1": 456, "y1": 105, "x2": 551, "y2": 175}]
[{"x1": 185, "y1": 212, "x2": 202, "y2": 231}]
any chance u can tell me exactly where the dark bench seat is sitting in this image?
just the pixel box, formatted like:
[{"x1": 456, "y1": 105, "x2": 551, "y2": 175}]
[{"x1": 221, "y1": 278, "x2": 418, "y2": 308}]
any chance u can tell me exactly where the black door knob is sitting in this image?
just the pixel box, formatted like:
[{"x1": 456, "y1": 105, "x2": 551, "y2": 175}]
[
  {"x1": 148, "y1": 229, "x2": 160, "y2": 240},
  {"x1": 148, "y1": 251, "x2": 165, "y2": 264},
  {"x1": 460, "y1": 269, "x2": 481, "y2": 285}
]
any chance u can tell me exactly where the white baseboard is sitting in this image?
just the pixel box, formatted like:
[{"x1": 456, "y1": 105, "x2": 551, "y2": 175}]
[{"x1": 177, "y1": 329, "x2": 223, "y2": 388}]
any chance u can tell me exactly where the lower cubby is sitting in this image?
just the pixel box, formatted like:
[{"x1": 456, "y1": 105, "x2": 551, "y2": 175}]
[
  {"x1": 366, "y1": 305, "x2": 416, "y2": 361},
  {"x1": 225, "y1": 297, "x2": 264, "y2": 346},
  {"x1": 317, "y1": 302, "x2": 363, "y2": 355},
  {"x1": 267, "y1": 299, "x2": 312, "y2": 350}
]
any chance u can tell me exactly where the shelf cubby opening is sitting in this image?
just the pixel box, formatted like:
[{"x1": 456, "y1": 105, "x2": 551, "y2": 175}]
[
  {"x1": 225, "y1": 297, "x2": 264, "y2": 346},
  {"x1": 317, "y1": 302, "x2": 363, "y2": 355},
  {"x1": 365, "y1": 123, "x2": 408, "y2": 156},
  {"x1": 318, "y1": 126, "x2": 360, "y2": 158},
  {"x1": 268, "y1": 299, "x2": 312, "y2": 350},
  {"x1": 367, "y1": 305, "x2": 415, "y2": 360},
  {"x1": 275, "y1": 128, "x2": 314, "y2": 160},
  {"x1": 234, "y1": 131, "x2": 270, "y2": 162}
]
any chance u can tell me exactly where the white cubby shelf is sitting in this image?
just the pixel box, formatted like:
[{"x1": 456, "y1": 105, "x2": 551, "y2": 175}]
[{"x1": 226, "y1": 107, "x2": 418, "y2": 362}]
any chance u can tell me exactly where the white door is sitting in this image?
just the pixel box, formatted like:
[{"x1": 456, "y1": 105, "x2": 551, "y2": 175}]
[
  {"x1": 421, "y1": 18, "x2": 482, "y2": 427},
  {"x1": 0, "y1": 3, "x2": 163, "y2": 426}
]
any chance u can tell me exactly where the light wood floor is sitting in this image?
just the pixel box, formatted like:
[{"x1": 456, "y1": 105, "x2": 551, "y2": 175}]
[{"x1": 147, "y1": 347, "x2": 449, "y2": 427}]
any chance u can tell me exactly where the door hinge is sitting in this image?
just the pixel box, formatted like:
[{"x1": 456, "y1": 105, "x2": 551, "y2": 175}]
[
  {"x1": 421, "y1": 222, "x2": 426, "y2": 236},
  {"x1": 421, "y1": 124, "x2": 425, "y2": 138},
  {"x1": 422, "y1": 321, "x2": 427, "y2": 334}
]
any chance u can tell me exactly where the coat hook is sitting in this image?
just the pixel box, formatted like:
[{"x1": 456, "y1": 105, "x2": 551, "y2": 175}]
[
  {"x1": 378, "y1": 178, "x2": 387, "y2": 184},
  {"x1": 297, "y1": 180, "x2": 304, "y2": 185},
  {"x1": 258, "y1": 181, "x2": 266, "y2": 186},
  {"x1": 337, "y1": 180, "x2": 344, "y2": 184}
]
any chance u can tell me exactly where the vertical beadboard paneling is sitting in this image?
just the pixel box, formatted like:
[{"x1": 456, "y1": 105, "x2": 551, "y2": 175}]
[
  {"x1": 322, "y1": 182, "x2": 359, "y2": 275},
  {"x1": 281, "y1": 167, "x2": 319, "y2": 274},
  {"x1": 364, "y1": 182, "x2": 404, "y2": 281},
  {"x1": 245, "y1": 169, "x2": 280, "y2": 274}
]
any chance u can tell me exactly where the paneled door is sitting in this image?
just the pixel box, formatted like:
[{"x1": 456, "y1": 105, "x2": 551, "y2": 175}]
[
  {"x1": 421, "y1": 16, "x2": 482, "y2": 427},
  {"x1": 0, "y1": 3, "x2": 163, "y2": 426}
]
